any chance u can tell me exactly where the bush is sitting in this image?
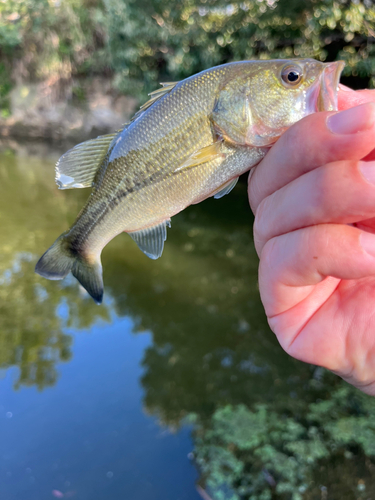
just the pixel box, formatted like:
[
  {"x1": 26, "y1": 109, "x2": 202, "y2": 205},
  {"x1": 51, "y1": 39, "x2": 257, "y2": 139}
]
[{"x1": 1, "y1": 0, "x2": 374, "y2": 102}]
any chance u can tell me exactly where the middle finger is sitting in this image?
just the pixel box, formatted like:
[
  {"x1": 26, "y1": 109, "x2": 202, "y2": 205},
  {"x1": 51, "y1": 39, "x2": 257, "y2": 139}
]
[{"x1": 254, "y1": 160, "x2": 375, "y2": 255}]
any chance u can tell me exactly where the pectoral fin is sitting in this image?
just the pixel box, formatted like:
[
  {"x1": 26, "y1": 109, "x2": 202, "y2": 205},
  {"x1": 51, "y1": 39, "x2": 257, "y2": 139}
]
[
  {"x1": 213, "y1": 177, "x2": 239, "y2": 199},
  {"x1": 128, "y1": 220, "x2": 171, "y2": 259},
  {"x1": 174, "y1": 142, "x2": 225, "y2": 173},
  {"x1": 55, "y1": 126, "x2": 127, "y2": 189}
]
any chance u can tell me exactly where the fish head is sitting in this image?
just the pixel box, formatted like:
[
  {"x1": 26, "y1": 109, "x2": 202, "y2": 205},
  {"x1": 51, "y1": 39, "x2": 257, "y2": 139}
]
[{"x1": 212, "y1": 59, "x2": 345, "y2": 147}]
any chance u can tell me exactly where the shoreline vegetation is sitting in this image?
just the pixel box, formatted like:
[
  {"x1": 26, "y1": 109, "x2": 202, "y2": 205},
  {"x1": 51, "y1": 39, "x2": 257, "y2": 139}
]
[{"x1": 1, "y1": 0, "x2": 374, "y2": 142}]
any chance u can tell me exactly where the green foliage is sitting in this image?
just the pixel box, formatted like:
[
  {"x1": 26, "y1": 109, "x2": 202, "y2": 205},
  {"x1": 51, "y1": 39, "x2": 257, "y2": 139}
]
[
  {"x1": 191, "y1": 381, "x2": 375, "y2": 500},
  {"x1": 0, "y1": 63, "x2": 11, "y2": 116},
  {"x1": 0, "y1": 0, "x2": 22, "y2": 51},
  {"x1": 0, "y1": 0, "x2": 108, "y2": 82},
  {"x1": 1, "y1": 0, "x2": 374, "y2": 103},
  {"x1": 105, "y1": 0, "x2": 375, "y2": 96}
]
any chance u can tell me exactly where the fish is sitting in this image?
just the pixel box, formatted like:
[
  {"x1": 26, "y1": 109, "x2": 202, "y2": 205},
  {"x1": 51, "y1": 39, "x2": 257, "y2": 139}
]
[{"x1": 35, "y1": 58, "x2": 344, "y2": 304}]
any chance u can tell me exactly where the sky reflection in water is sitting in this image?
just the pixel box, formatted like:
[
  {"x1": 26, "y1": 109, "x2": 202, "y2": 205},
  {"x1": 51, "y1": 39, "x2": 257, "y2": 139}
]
[{"x1": 2, "y1": 317, "x2": 199, "y2": 500}]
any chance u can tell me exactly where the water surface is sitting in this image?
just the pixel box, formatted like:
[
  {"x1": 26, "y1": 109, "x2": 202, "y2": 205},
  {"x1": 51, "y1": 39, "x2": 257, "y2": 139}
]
[{"x1": 1, "y1": 143, "x2": 375, "y2": 500}]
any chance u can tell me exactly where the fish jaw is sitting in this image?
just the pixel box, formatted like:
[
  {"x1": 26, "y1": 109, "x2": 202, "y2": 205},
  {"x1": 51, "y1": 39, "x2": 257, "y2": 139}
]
[{"x1": 317, "y1": 61, "x2": 345, "y2": 112}]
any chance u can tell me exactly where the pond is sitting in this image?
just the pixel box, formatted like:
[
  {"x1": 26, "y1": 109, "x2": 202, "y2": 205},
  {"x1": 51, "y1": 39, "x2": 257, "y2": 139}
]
[{"x1": 1, "y1": 142, "x2": 375, "y2": 500}]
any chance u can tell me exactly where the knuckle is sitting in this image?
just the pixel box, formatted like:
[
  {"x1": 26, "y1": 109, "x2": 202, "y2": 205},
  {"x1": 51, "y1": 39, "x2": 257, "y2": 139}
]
[
  {"x1": 253, "y1": 196, "x2": 272, "y2": 250},
  {"x1": 258, "y1": 236, "x2": 279, "y2": 276},
  {"x1": 282, "y1": 119, "x2": 308, "y2": 157},
  {"x1": 261, "y1": 236, "x2": 277, "y2": 261},
  {"x1": 248, "y1": 167, "x2": 264, "y2": 213},
  {"x1": 282, "y1": 124, "x2": 299, "y2": 151}
]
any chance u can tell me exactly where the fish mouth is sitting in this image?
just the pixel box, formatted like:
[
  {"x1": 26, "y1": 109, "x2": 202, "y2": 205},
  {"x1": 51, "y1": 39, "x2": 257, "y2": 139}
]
[{"x1": 317, "y1": 60, "x2": 345, "y2": 112}]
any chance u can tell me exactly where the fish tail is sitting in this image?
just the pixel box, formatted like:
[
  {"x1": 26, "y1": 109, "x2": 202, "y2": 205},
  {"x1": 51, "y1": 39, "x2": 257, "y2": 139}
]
[{"x1": 35, "y1": 234, "x2": 103, "y2": 304}]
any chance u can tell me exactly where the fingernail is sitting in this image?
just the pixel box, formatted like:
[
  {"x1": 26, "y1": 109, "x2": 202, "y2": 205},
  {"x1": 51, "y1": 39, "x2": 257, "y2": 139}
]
[
  {"x1": 360, "y1": 232, "x2": 375, "y2": 258},
  {"x1": 327, "y1": 103, "x2": 375, "y2": 135},
  {"x1": 360, "y1": 161, "x2": 375, "y2": 185}
]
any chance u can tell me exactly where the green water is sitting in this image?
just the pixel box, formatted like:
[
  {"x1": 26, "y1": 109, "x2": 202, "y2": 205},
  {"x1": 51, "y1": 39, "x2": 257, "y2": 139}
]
[{"x1": 1, "y1": 143, "x2": 375, "y2": 500}]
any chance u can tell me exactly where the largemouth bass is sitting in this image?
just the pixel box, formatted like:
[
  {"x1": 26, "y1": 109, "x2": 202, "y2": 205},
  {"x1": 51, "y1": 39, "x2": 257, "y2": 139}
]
[{"x1": 35, "y1": 59, "x2": 344, "y2": 303}]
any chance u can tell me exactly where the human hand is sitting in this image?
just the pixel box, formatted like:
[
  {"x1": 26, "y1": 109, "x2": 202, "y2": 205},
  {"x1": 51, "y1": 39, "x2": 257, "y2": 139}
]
[{"x1": 248, "y1": 86, "x2": 375, "y2": 395}]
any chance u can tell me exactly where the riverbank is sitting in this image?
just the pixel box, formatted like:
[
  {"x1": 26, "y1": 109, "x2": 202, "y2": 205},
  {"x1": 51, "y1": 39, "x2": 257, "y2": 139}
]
[{"x1": 0, "y1": 78, "x2": 137, "y2": 144}]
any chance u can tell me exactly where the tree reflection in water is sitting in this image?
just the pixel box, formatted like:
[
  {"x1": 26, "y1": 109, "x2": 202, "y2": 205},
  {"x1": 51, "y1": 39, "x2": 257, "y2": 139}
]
[
  {"x1": 0, "y1": 147, "x2": 110, "y2": 389},
  {"x1": 1, "y1": 145, "x2": 375, "y2": 498}
]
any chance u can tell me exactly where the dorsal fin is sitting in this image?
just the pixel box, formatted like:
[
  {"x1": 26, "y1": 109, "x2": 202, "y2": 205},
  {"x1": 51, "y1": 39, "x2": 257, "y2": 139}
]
[
  {"x1": 128, "y1": 220, "x2": 171, "y2": 259},
  {"x1": 55, "y1": 125, "x2": 127, "y2": 190},
  {"x1": 131, "y1": 82, "x2": 179, "y2": 122}
]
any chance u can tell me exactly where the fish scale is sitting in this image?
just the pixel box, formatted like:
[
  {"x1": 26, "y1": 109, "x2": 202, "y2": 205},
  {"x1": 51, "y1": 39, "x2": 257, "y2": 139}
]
[
  {"x1": 68, "y1": 69, "x2": 227, "y2": 252},
  {"x1": 35, "y1": 58, "x2": 345, "y2": 303}
]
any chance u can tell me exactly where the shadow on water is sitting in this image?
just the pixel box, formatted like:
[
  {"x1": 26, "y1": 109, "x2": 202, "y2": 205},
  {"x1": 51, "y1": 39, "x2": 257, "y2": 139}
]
[{"x1": 1, "y1": 143, "x2": 375, "y2": 499}]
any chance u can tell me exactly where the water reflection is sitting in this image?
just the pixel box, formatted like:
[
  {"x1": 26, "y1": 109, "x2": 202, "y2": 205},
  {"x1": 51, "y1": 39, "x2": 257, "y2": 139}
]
[
  {"x1": 1, "y1": 144, "x2": 375, "y2": 499},
  {"x1": 0, "y1": 148, "x2": 110, "y2": 390}
]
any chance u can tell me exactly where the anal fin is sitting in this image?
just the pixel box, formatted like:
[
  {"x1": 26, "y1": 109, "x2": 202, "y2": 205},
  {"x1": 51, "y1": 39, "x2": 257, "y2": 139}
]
[
  {"x1": 213, "y1": 177, "x2": 239, "y2": 199},
  {"x1": 128, "y1": 220, "x2": 171, "y2": 259}
]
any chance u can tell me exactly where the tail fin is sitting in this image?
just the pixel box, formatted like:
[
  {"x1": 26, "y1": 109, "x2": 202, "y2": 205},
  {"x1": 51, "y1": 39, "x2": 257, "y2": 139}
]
[{"x1": 35, "y1": 235, "x2": 104, "y2": 304}]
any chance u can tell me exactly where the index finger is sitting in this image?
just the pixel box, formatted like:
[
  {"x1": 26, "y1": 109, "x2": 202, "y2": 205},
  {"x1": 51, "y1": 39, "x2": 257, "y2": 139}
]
[
  {"x1": 339, "y1": 88, "x2": 375, "y2": 163},
  {"x1": 338, "y1": 85, "x2": 375, "y2": 111},
  {"x1": 248, "y1": 99, "x2": 375, "y2": 213}
]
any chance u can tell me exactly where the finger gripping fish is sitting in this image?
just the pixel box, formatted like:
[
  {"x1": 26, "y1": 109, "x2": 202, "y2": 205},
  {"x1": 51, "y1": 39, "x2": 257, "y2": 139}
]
[{"x1": 35, "y1": 59, "x2": 344, "y2": 304}]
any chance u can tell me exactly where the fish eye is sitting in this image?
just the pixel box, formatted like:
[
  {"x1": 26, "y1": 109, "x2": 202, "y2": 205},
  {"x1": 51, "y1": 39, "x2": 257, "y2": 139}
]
[{"x1": 281, "y1": 65, "x2": 303, "y2": 87}]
